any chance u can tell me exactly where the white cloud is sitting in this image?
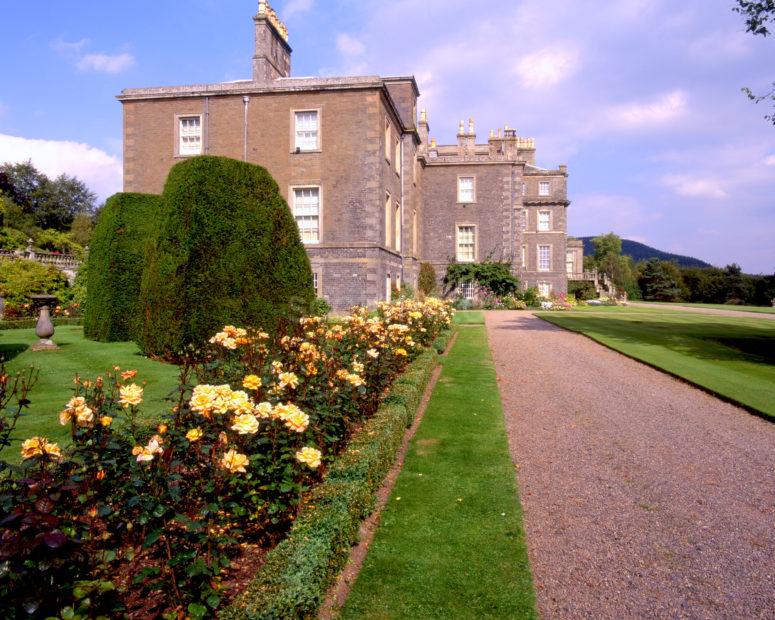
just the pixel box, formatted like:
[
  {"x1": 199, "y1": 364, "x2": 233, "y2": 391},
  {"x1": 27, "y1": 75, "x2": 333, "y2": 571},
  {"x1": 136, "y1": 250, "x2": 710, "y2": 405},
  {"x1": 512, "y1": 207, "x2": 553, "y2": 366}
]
[
  {"x1": 283, "y1": 0, "x2": 313, "y2": 19},
  {"x1": 766, "y1": 155, "x2": 775, "y2": 166},
  {"x1": 607, "y1": 90, "x2": 688, "y2": 129},
  {"x1": 52, "y1": 38, "x2": 135, "y2": 74},
  {"x1": 51, "y1": 38, "x2": 88, "y2": 55},
  {"x1": 515, "y1": 48, "x2": 578, "y2": 89},
  {"x1": 77, "y1": 52, "x2": 135, "y2": 74},
  {"x1": 661, "y1": 174, "x2": 727, "y2": 199},
  {"x1": 0, "y1": 134, "x2": 122, "y2": 201},
  {"x1": 687, "y1": 31, "x2": 750, "y2": 62},
  {"x1": 336, "y1": 33, "x2": 365, "y2": 57}
]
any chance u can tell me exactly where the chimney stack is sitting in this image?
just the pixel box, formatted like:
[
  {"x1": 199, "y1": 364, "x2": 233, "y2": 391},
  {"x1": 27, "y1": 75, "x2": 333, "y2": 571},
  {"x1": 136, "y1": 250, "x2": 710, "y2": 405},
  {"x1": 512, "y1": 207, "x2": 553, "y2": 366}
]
[{"x1": 253, "y1": 0, "x2": 292, "y2": 81}]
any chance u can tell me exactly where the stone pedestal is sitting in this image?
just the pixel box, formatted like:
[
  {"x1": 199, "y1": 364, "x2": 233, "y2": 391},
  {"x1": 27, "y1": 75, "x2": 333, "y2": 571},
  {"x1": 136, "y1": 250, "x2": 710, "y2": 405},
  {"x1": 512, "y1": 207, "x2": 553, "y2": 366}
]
[{"x1": 30, "y1": 297, "x2": 59, "y2": 351}]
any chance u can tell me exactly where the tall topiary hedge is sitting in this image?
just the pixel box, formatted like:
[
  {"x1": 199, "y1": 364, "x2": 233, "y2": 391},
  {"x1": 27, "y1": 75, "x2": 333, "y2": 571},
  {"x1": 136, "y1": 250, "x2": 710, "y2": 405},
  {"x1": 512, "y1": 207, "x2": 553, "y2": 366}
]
[
  {"x1": 84, "y1": 193, "x2": 162, "y2": 342},
  {"x1": 136, "y1": 156, "x2": 314, "y2": 358}
]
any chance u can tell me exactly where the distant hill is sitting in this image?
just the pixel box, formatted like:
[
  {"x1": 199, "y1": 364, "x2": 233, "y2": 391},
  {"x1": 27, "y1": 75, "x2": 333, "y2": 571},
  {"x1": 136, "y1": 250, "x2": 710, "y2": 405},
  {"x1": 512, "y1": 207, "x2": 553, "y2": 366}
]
[{"x1": 577, "y1": 237, "x2": 714, "y2": 269}]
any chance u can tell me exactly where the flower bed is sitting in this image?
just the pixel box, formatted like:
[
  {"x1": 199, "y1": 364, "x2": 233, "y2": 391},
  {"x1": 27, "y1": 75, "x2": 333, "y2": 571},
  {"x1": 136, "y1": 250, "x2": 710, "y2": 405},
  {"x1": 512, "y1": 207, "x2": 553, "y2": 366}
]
[{"x1": 0, "y1": 299, "x2": 452, "y2": 618}]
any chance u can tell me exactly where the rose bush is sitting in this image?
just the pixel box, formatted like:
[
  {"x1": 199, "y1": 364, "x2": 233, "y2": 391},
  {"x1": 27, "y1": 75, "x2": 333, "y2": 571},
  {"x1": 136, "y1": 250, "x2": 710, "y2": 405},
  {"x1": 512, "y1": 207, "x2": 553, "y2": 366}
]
[{"x1": 0, "y1": 298, "x2": 453, "y2": 618}]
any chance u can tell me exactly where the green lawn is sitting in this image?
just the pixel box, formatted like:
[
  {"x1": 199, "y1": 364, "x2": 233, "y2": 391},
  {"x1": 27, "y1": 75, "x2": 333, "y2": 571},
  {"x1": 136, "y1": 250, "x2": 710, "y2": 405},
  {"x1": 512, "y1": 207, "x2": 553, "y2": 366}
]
[
  {"x1": 538, "y1": 308, "x2": 775, "y2": 418},
  {"x1": 1, "y1": 326, "x2": 179, "y2": 460},
  {"x1": 452, "y1": 310, "x2": 486, "y2": 325},
  {"x1": 637, "y1": 301, "x2": 775, "y2": 315},
  {"x1": 341, "y1": 326, "x2": 536, "y2": 619}
]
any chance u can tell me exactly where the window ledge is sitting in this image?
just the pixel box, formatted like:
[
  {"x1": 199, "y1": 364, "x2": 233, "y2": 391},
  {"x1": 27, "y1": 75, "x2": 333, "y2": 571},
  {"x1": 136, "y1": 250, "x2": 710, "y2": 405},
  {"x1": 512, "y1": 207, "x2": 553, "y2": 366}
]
[{"x1": 292, "y1": 149, "x2": 322, "y2": 154}]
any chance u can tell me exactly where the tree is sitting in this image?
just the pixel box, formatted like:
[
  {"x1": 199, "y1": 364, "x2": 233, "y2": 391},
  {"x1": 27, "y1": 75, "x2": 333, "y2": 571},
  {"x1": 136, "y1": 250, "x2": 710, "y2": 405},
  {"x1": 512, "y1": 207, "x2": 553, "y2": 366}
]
[
  {"x1": 0, "y1": 161, "x2": 97, "y2": 230},
  {"x1": 592, "y1": 232, "x2": 622, "y2": 264},
  {"x1": 637, "y1": 259, "x2": 682, "y2": 301},
  {"x1": 590, "y1": 232, "x2": 639, "y2": 297},
  {"x1": 417, "y1": 262, "x2": 437, "y2": 297},
  {"x1": 734, "y1": 1, "x2": 775, "y2": 124}
]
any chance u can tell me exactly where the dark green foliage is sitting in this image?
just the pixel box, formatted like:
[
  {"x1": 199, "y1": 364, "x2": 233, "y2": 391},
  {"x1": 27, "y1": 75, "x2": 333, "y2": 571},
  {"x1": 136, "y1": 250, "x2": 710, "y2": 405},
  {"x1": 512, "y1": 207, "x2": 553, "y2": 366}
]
[
  {"x1": 84, "y1": 193, "x2": 162, "y2": 342},
  {"x1": 637, "y1": 258, "x2": 683, "y2": 301},
  {"x1": 308, "y1": 297, "x2": 332, "y2": 317},
  {"x1": 222, "y1": 346, "x2": 440, "y2": 620},
  {"x1": 418, "y1": 262, "x2": 438, "y2": 296},
  {"x1": 0, "y1": 161, "x2": 96, "y2": 230},
  {"x1": 443, "y1": 261, "x2": 519, "y2": 296},
  {"x1": 136, "y1": 156, "x2": 314, "y2": 358},
  {"x1": 567, "y1": 280, "x2": 597, "y2": 301}
]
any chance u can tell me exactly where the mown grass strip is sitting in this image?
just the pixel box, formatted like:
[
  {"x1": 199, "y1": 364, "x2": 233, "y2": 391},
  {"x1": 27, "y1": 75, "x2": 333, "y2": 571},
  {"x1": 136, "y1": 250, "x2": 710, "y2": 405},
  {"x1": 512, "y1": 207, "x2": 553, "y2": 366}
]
[
  {"x1": 539, "y1": 308, "x2": 775, "y2": 419},
  {"x1": 452, "y1": 310, "x2": 486, "y2": 325},
  {"x1": 637, "y1": 301, "x2": 775, "y2": 315},
  {"x1": 340, "y1": 326, "x2": 536, "y2": 619}
]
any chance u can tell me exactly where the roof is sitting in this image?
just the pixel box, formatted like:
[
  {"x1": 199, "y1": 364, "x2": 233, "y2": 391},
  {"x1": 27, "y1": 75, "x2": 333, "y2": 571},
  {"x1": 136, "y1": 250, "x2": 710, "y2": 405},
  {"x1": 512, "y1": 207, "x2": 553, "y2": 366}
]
[{"x1": 118, "y1": 75, "x2": 418, "y2": 101}]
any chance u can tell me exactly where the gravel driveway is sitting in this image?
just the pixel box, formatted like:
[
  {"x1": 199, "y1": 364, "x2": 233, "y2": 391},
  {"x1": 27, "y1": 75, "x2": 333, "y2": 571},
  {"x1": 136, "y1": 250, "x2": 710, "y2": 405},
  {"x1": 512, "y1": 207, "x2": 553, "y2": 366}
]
[{"x1": 485, "y1": 311, "x2": 775, "y2": 619}]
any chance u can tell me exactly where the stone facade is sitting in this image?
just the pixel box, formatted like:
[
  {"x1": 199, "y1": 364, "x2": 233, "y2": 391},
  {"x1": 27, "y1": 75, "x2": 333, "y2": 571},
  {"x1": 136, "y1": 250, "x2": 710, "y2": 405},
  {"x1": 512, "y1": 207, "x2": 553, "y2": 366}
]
[{"x1": 118, "y1": 2, "x2": 572, "y2": 310}]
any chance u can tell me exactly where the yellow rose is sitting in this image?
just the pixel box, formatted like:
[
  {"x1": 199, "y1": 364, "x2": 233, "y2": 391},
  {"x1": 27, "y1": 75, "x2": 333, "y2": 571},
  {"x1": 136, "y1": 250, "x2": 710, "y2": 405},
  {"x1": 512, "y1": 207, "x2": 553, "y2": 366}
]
[
  {"x1": 186, "y1": 427, "x2": 203, "y2": 442},
  {"x1": 75, "y1": 405, "x2": 95, "y2": 427},
  {"x1": 229, "y1": 390, "x2": 254, "y2": 415},
  {"x1": 255, "y1": 402, "x2": 273, "y2": 419},
  {"x1": 278, "y1": 372, "x2": 299, "y2": 390},
  {"x1": 242, "y1": 375, "x2": 262, "y2": 390},
  {"x1": 119, "y1": 383, "x2": 144, "y2": 408},
  {"x1": 283, "y1": 410, "x2": 310, "y2": 433},
  {"x1": 395, "y1": 348, "x2": 408, "y2": 357},
  {"x1": 220, "y1": 449, "x2": 249, "y2": 474},
  {"x1": 59, "y1": 409, "x2": 72, "y2": 426},
  {"x1": 21, "y1": 437, "x2": 61, "y2": 460},
  {"x1": 100, "y1": 416, "x2": 113, "y2": 427},
  {"x1": 231, "y1": 413, "x2": 260, "y2": 435},
  {"x1": 295, "y1": 446, "x2": 322, "y2": 469}
]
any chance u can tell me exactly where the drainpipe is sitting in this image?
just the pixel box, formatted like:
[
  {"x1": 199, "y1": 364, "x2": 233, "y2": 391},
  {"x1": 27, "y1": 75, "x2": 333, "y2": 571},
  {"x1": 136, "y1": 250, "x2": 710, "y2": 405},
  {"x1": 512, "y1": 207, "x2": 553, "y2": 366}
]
[
  {"x1": 400, "y1": 134, "x2": 405, "y2": 289},
  {"x1": 204, "y1": 96, "x2": 210, "y2": 154},
  {"x1": 243, "y1": 96, "x2": 250, "y2": 161}
]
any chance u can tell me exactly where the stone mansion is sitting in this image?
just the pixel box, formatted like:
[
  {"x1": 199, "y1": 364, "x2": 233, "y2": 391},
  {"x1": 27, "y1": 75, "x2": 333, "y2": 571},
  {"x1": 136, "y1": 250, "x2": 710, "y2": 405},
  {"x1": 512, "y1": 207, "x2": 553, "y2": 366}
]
[{"x1": 119, "y1": 1, "x2": 575, "y2": 311}]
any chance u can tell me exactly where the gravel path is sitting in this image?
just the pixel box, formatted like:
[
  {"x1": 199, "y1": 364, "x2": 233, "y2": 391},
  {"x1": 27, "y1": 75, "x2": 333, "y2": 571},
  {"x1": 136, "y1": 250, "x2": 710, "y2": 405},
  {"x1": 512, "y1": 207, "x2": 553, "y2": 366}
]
[{"x1": 485, "y1": 311, "x2": 775, "y2": 619}]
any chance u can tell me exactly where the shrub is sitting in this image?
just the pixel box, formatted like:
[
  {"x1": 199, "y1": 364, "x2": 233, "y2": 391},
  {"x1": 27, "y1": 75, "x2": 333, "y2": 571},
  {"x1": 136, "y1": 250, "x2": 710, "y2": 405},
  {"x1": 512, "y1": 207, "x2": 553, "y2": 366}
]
[
  {"x1": 0, "y1": 258, "x2": 71, "y2": 306},
  {"x1": 0, "y1": 226, "x2": 28, "y2": 250},
  {"x1": 522, "y1": 286, "x2": 541, "y2": 307},
  {"x1": 444, "y1": 262, "x2": 519, "y2": 297},
  {"x1": 83, "y1": 193, "x2": 162, "y2": 342},
  {"x1": 136, "y1": 156, "x2": 314, "y2": 358},
  {"x1": 568, "y1": 280, "x2": 596, "y2": 301},
  {"x1": 308, "y1": 297, "x2": 332, "y2": 317},
  {"x1": 418, "y1": 262, "x2": 437, "y2": 297}
]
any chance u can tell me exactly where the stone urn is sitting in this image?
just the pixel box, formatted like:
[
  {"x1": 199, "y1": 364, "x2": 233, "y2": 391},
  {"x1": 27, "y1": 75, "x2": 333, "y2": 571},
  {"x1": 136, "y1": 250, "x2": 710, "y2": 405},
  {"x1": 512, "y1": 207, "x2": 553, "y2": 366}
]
[{"x1": 30, "y1": 294, "x2": 59, "y2": 351}]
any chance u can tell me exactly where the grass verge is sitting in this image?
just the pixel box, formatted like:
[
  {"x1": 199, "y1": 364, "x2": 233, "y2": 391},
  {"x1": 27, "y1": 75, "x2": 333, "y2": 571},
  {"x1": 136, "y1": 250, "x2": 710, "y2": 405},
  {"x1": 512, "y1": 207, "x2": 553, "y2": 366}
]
[
  {"x1": 453, "y1": 310, "x2": 485, "y2": 325},
  {"x1": 538, "y1": 308, "x2": 775, "y2": 418},
  {"x1": 340, "y1": 326, "x2": 536, "y2": 619},
  {"x1": 221, "y1": 342, "x2": 442, "y2": 619},
  {"x1": 0, "y1": 326, "x2": 179, "y2": 460},
  {"x1": 636, "y1": 301, "x2": 775, "y2": 315}
]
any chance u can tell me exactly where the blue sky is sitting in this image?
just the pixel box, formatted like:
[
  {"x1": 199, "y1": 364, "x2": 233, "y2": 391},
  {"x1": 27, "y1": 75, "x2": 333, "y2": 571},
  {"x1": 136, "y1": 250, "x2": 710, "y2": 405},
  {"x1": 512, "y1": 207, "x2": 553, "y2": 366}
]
[{"x1": 1, "y1": 0, "x2": 774, "y2": 272}]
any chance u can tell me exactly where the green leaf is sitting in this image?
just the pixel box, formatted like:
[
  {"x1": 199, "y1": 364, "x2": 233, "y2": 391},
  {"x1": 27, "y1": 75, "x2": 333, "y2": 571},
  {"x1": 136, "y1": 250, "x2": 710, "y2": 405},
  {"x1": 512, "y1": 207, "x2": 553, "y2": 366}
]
[
  {"x1": 143, "y1": 529, "x2": 162, "y2": 548},
  {"x1": 187, "y1": 603, "x2": 208, "y2": 618}
]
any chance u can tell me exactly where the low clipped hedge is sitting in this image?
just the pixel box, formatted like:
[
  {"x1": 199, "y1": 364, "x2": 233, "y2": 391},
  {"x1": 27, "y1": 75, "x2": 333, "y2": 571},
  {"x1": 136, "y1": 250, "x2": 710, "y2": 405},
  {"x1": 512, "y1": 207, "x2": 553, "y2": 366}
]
[
  {"x1": 84, "y1": 193, "x2": 162, "y2": 342},
  {"x1": 0, "y1": 317, "x2": 83, "y2": 330},
  {"x1": 137, "y1": 156, "x2": 314, "y2": 358},
  {"x1": 222, "y1": 341, "x2": 442, "y2": 619}
]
